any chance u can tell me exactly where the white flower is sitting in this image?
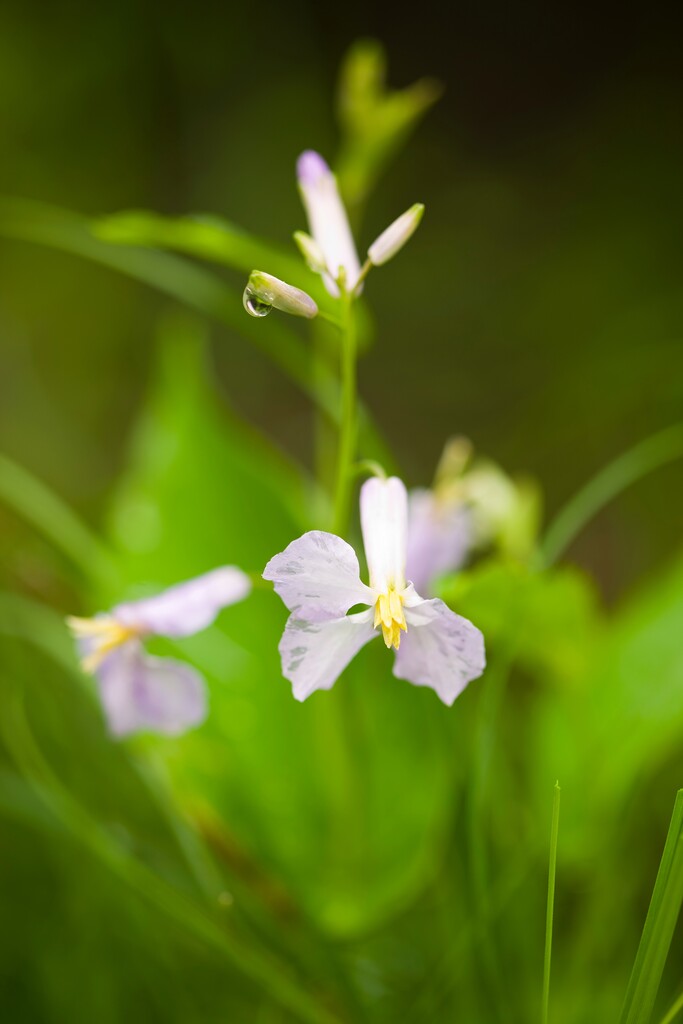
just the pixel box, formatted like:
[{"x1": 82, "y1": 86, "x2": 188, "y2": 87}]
[
  {"x1": 67, "y1": 567, "x2": 251, "y2": 737},
  {"x1": 367, "y1": 203, "x2": 424, "y2": 266},
  {"x1": 263, "y1": 476, "x2": 485, "y2": 704},
  {"x1": 297, "y1": 150, "x2": 423, "y2": 295}
]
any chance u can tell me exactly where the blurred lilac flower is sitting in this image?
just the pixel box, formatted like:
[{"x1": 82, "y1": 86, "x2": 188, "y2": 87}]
[
  {"x1": 406, "y1": 439, "x2": 541, "y2": 594},
  {"x1": 67, "y1": 567, "x2": 251, "y2": 738},
  {"x1": 263, "y1": 476, "x2": 485, "y2": 704},
  {"x1": 406, "y1": 487, "x2": 473, "y2": 596},
  {"x1": 296, "y1": 151, "x2": 423, "y2": 296}
]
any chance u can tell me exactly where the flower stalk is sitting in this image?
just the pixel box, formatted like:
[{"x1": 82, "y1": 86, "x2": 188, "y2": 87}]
[{"x1": 332, "y1": 284, "x2": 358, "y2": 536}]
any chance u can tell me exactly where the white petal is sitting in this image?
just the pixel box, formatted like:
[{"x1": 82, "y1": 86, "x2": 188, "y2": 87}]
[
  {"x1": 114, "y1": 567, "x2": 251, "y2": 638},
  {"x1": 263, "y1": 531, "x2": 373, "y2": 620},
  {"x1": 406, "y1": 488, "x2": 473, "y2": 595},
  {"x1": 367, "y1": 203, "x2": 424, "y2": 266},
  {"x1": 96, "y1": 643, "x2": 206, "y2": 737},
  {"x1": 297, "y1": 150, "x2": 361, "y2": 296},
  {"x1": 279, "y1": 610, "x2": 376, "y2": 701},
  {"x1": 360, "y1": 476, "x2": 408, "y2": 593},
  {"x1": 394, "y1": 598, "x2": 485, "y2": 705}
]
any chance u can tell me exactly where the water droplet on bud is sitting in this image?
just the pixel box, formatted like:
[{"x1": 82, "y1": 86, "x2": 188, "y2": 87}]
[{"x1": 243, "y1": 286, "x2": 272, "y2": 318}]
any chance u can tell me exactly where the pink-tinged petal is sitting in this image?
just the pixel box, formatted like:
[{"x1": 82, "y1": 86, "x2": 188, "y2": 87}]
[
  {"x1": 406, "y1": 488, "x2": 473, "y2": 595},
  {"x1": 394, "y1": 598, "x2": 485, "y2": 706},
  {"x1": 263, "y1": 531, "x2": 373, "y2": 620},
  {"x1": 296, "y1": 149, "x2": 361, "y2": 295},
  {"x1": 279, "y1": 610, "x2": 376, "y2": 701},
  {"x1": 360, "y1": 476, "x2": 408, "y2": 593},
  {"x1": 96, "y1": 644, "x2": 206, "y2": 737},
  {"x1": 114, "y1": 567, "x2": 251, "y2": 639}
]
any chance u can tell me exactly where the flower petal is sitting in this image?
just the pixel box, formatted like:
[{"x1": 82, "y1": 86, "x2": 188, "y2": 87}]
[
  {"x1": 263, "y1": 531, "x2": 373, "y2": 620},
  {"x1": 394, "y1": 598, "x2": 485, "y2": 705},
  {"x1": 406, "y1": 488, "x2": 473, "y2": 595},
  {"x1": 96, "y1": 643, "x2": 206, "y2": 737},
  {"x1": 360, "y1": 476, "x2": 408, "y2": 593},
  {"x1": 297, "y1": 150, "x2": 361, "y2": 296},
  {"x1": 367, "y1": 203, "x2": 424, "y2": 266},
  {"x1": 279, "y1": 610, "x2": 376, "y2": 701},
  {"x1": 114, "y1": 567, "x2": 251, "y2": 638}
]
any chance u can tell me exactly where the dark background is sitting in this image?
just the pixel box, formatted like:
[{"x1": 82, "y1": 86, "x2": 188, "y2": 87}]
[{"x1": 1, "y1": 0, "x2": 682, "y2": 598}]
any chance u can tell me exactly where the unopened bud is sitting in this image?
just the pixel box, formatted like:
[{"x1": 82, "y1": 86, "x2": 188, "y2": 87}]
[
  {"x1": 243, "y1": 271, "x2": 318, "y2": 320},
  {"x1": 293, "y1": 231, "x2": 328, "y2": 275},
  {"x1": 367, "y1": 203, "x2": 424, "y2": 267}
]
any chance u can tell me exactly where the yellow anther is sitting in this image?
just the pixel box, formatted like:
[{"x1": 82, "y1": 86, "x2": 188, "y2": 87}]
[
  {"x1": 374, "y1": 587, "x2": 407, "y2": 651},
  {"x1": 66, "y1": 616, "x2": 141, "y2": 672}
]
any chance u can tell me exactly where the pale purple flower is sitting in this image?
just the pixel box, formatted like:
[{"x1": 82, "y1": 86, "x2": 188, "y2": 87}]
[
  {"x1": 296, "y1": 151, "x2": 423, "y2": 296},
  {"x1": 406, "y1": 488, "x2": 473, "y2": 596},
  {"x1": 297, "y1": 150, "x2": 362, "y2": 296},
  {"x1": 67, "y1": 567, "x2": 251, "y2": 738},
  {"x1": 263, "y1": 476, "x2": 485, "y2": 705}
]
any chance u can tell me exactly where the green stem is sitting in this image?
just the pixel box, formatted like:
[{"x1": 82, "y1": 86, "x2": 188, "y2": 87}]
[
  {"x1": 658, "y1": 990, "x2": 683, "y2": 1024},
  {"x1": 538, "y1": 422, "x2": 683, "y2": 569},
  {"x1": 332, "y1": 293, "x2": 358, "y2": 535},
  {"x1": 542, "y1": 782, "x2": 561, "y2": 1024}
]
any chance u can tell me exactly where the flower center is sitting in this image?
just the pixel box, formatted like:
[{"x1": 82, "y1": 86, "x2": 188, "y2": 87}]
[
  {"x1": 66, "y1": 616, "x2": 142, "y2": 672},
  {"x1": 373, "y1": 586, "x2": 407, "y2": 650}
]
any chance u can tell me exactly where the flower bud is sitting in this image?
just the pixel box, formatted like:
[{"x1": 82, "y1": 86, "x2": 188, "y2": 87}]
[
  {"x1": 367, "y1": 203, "x2": 424, "y2": 266},
  {"x1": 293, "y1": 231, "x2": 328, "y2": 275},
  {"x1": 243, "y1": 270, "x2": 318, "y2": 320}
]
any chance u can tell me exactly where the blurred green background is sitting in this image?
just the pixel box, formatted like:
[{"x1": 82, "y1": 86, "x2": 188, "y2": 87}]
[{"x1": 1, "y1": 2, "x2": 683, "y2": 1022}]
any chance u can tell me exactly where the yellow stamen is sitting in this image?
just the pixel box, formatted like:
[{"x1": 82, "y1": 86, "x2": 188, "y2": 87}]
[
  {"x1": 66, "y1": 615, "x2": 141, "y2": 672},
  {"x1": 374, "y1": 586, "x2": 407, "y2": 651}
]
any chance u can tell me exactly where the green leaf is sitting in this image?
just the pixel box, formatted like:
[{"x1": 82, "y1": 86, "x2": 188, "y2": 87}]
[
  {"x1": 439, "y1": 560, "x2": 601, "y2": 683},
  {"x1": 335, "y1": 39, "x2": 442, "y2": 212},
  {"x1": 92, "y1": 209, "x2": 334, "y2": 313},
  {"x1": 619, "y1": 790, "x2": 683, "y2": 1024},
  {"x1": 0, "y1": 451, "x2": 120, "y2": 592},
  {"x1": 0, "y1": 196, "x2": 391, "y2": 467}
]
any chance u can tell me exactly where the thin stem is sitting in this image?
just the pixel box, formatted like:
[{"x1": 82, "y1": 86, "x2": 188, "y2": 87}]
[
  {"x1": 352, "y1": 258, "x2": 373, "y2": 296},
  {"x1": 538, "y1": 422, "x2": 683, "y2": 569},
  {"x1": 350, "y1": 460, "x2": 386, "y2": 480},
  {"x1": 316, "y1": 310, "x2": 344, "y2": 328},
  {"x1": 332, "y1": 292, "x2": 358, "y2": 535},
  {"x1": 658, "y1": 989, "x2": 683, "y2": 1024},
  {"x1": 542, "y1": 782, "x2": 561, "y2": 1024}
]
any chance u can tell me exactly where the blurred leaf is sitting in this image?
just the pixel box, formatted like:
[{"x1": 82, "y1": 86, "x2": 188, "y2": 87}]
[
  {"x1": 0, "y1": 672, "x2": 345, "y2": 1024},
  {"x1": 539, "y1": 422, "x2": 683, "y2": 570},
  {"x1": 532, "y1": 547, "x2": 683, "y2": 865},
  {"x1": 0, "y1": 196, "x2": 390, "y2": 468},
  {"x1": 335, "y1": 40, "x2": 442, "y2": 212},
  {"x1": 93, "y1": 210, "x2": 334, "y2": 314},
  {"x1": 0, "y1": 197, "x2": 328, "y2": 412},
  {"x1": 439, "y1": 559, "x2": 602, "y2": 683},
  {"x1": 619, "y1": 790, "x2": 683, "y2": 1024},
  {"x1": 93, "y1": 210, "x2": 377, "y2": 356}
]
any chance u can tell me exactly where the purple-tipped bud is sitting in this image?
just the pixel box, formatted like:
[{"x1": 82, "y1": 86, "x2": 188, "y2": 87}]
[
  {"x1": 297, "y1": 150, "x2": 330, "y2": 185},
  {"x1": 296, "y1": 149, "x2": 361, "y2": 295}
]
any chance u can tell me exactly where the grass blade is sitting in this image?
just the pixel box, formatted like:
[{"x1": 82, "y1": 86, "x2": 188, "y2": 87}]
[
  {"x1": 538, "y1": 423, "x2": 683, "y2": 568},
  {"x1": 619, "y1": 789, "x2": 683, "y2": 1024},
  {"x1": 658, "y1": 989, "x2": 683, "y2": 1024},
  {"x1": 542, "y1": 782, "x2": 561, "y2": 1024}
]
